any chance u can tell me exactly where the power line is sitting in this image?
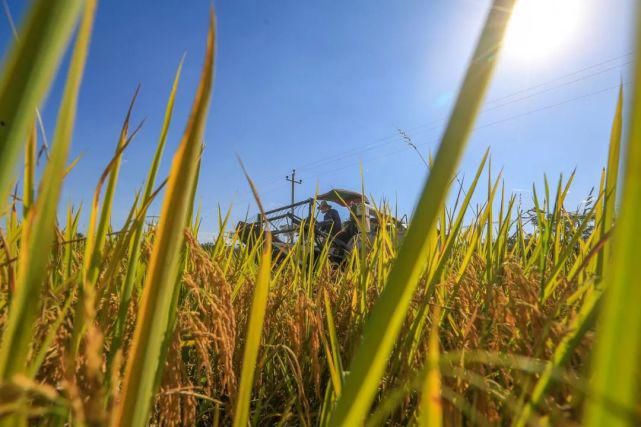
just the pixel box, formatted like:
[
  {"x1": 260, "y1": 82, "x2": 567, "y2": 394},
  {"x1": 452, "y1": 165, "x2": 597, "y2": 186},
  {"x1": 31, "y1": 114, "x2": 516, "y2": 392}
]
[
  {"x1": 302, "y1": 63, "x2": 630, "y2": 175},
  {"x1": 293, "y1": 53, "x2": 632, "y2": 172},
  {"x1": 234, "y1": 80, "x2": 626, "y2": 208},
  {"x1": 483, "y1": 51, "x2": 632, "y2": 105},
  {"x1": 232, "y1": 54, "x2": 632, "y2": 206},
  {"x1": 308, "y1": 80, "x2": 628, "y2": 178},
  {"x1": 294, "y1": 57, "x2": 631, "y2": 173}
]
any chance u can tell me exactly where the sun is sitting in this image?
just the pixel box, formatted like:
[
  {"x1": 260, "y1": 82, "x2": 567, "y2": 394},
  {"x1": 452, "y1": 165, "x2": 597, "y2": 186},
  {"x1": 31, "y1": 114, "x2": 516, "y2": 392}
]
[{"x1": 504, "y1": 0, "x2": 583, "y2": 62}]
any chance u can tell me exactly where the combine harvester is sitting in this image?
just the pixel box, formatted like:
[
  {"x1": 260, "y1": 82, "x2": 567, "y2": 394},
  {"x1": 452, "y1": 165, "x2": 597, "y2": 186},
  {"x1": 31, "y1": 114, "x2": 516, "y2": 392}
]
[{"x1": 236, "y1": 188, "x2": 407, "y2": 264}]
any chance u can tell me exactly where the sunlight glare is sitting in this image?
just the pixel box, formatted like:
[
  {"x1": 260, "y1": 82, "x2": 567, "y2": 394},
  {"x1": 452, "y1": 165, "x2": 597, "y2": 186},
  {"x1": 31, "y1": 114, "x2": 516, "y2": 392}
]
[{"x1": 504, "y1": 0, "x2": 583, "y2": 62}]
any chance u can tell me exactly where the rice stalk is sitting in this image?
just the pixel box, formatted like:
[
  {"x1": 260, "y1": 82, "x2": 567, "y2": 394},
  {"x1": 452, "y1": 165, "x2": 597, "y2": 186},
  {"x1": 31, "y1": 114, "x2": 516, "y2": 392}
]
[
  {"x1": 111, "y1": 10, "x2": 215, "y2": 426},
  {"x1": 0, "y1": 0, "x2": 95, "y2": 382},
  {"x1": 584, "y1": 7, "x2": 641, "y2": 426},
  {"x1": 0, "y1": 0, "x2": 85, "y2": 209},
  {"x1": 328, "y1": 3, "x2": 516, "y2": 422}
]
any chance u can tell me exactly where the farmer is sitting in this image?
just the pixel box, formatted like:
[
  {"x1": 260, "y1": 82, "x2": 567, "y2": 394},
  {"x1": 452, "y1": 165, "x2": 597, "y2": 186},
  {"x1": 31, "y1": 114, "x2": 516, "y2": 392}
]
[{"x1": 318, "y1": 201, "x2": 342, "y2": 236}]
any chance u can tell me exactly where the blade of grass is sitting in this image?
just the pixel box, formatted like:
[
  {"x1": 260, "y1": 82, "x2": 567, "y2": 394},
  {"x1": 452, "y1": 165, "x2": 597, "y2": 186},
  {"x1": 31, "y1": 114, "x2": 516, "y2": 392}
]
[
  {"x1": 150, "y1": 147, "x2": 203, "y2": 399},
  {"x1": 68, "y1": 111, "x2": 143, "y2": 358},
  {"x1": 0, "y1": 0, "x2": 84, "y2": 209},
  {"x1": 22, "y1": 124, "x2": 36, "y2": 216},
  {"x1": 83, "y1": 86, "x2": 141, "y2": 286},
  {"x1": 327, "y1": 1, "x2": 516, "y2": 424},
  {"x1": 28, "y1": 283, "x2": 76, "y2": 378},
  {"x1": 233, "y1": 159, "x2": 272, "y2": 427},
  {"x1": 0, "y1": 0, "x2": 95, "y2": 382},
  {"x1": 596, "y1": 83, "x2": 623, "y2": 278},
  {"x1": 403, "y1": 152, "x2": 493, "y2": 365},
  {"x1": 418, "y1": 308, "x2": 442, "y2": 427},
  {"x1": 542, "y1": 194, "x2": 601, "y2": 301},
  {"x1": 110, "y1": 56, "x2": 184, "y2": 367},
  {"x1": 323, "y1": 290, "x2": 343, "y2": 396},
  {"x1": 1, "y1": 0, "x2": 52, "y2": 166},
  {"x1": 584, "y1": 11, "x2": 641, "y2": 427},
  {"x1": 63, "y1": 204, "x2": 81, "y2": 283},
  {"x1": 514, "y1": 289, "x2": 603, "y2": 427},
  {"x1": 111, "y1": 11, "x2": 215, "y2": 426}
]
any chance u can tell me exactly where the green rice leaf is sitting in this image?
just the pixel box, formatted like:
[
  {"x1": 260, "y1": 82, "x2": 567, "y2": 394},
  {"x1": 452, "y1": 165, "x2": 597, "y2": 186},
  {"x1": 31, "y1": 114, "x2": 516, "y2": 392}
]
[
  {"x1": 233, "y1": 230, "x2": 272, "y2": 427},
  {"x1": 0, "y1": 0, "x2": 84, "y2": 209},
  {"x1": 327, "y1": 1, "x2": 516, "y2": 424},
  {"x1": 0, "y1": 0, "x2": 94, "y2": 381},
  {"x1": 109, "y1": 56, "x2": 184, "y2": 369},
  {"x1": 111, "y1": 11, "x2": 215, "y2": 427},
  {"x1": 596, "y1": 83, "x2": 623, "y2": 278},
  {"x1": 584, "y1": 11, "x2": 641, "y2": 427}
]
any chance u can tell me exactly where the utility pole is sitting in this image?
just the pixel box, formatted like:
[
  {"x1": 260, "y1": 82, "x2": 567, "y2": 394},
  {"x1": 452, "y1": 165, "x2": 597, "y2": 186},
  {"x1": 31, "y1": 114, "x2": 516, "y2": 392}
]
[{"x1": 285, "y1": 169, "x2": 302, "y2": 225}]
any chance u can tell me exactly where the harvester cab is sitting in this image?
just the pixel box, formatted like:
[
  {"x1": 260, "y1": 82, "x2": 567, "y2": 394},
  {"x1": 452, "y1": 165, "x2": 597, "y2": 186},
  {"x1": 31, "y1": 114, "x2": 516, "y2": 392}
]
[{"x1": 235, "y1": 188, "x2": 407, "y2": 264}]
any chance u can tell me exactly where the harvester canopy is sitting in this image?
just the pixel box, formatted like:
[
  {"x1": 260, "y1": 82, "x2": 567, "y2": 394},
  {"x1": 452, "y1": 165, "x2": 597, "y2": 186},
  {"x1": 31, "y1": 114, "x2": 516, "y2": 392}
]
[{"x1": 317, "y1": 188, "x2": 369, "y2": 207}]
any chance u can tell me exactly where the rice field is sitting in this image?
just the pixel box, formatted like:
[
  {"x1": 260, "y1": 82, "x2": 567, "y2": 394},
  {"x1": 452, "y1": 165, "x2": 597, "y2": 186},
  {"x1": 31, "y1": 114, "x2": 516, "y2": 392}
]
[{"x1": 1, "y1": 0, "x2": 640, "y2": 426}]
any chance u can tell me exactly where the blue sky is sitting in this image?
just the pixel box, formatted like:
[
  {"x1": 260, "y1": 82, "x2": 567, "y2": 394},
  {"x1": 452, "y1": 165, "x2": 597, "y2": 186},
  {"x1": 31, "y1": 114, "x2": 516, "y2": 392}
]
[{"x1": 1, "y1": 0, "x2": 635, "y2": 240}]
